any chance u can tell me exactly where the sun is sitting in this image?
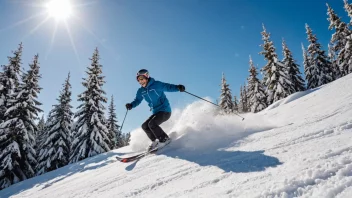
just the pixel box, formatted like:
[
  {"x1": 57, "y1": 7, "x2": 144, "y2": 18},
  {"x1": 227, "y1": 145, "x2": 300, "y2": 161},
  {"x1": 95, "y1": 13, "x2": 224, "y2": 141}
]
[{"x1": 46, "y1": 0, "x2": 73, "y2": 21}]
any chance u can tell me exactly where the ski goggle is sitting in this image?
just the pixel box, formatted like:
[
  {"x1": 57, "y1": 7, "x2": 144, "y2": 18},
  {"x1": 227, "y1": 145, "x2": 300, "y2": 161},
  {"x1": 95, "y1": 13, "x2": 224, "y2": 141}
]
[{"x1": 136, "y1": 69, "x2": 150, "y2": 80}]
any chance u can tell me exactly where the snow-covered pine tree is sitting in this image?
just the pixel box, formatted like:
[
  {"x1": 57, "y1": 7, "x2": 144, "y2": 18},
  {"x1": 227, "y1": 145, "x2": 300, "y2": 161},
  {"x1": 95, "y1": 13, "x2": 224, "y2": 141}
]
[
  {"x1": 344, "y1": 0, "x2": 352, "y2": 24},
  {"x1": 36, "y1": 115, "x2": 45, "y2": 138},
  {"x1": 259, "y1": 25, "x2": 292, "y2": 104},
  {"x1": 120, "y1": 133, "x2": 125, "y2": 146},
  {"x1": 34, "y1": 115, "x2": 45, "y2": 152},
  {"x1": 36, "y1": 73, "x2": 73, "y2": 175},
  {"x1": 0, "y1": 43, "x2": 23, "y2": 123},
  {"x1": 24, "y1": 54, "x2": 42, "y2": 102},
  {"x1": 70, "y1": 48, "x2": 111, "y2": 163},
  {"x1": 343, "y1": 35, "x2": 352, "y2": 74},
  {"x1": 106, "y1": 96, "x2": 116, "y2": 149},
  {"x1": 238, "y1": 86, "x2": 243, "y2": 113},
  {"x1": 328, "y1": 43, "x2": 342, "y2": 80},
  {"x1": 327, "y1": 3, "x2": 350, "y2": 77},
  {"x1": 123, "y1": 132, "x2": 131, "y2": 146},
  {"x1": 107, "y1": 95, "x2": 122, "y2": 149},
  {"x1": 282, "y1": 39, "x2": 305, "y2": 92},
  {"x1": 0, "y1": 49, "x2": 42, "y2": 189},
  {"x1": 23, "y1": 54, "x2": 42, "y2": 145},
  {"x1": 238, "y1": 86, "x2": 245, "y2": 113},
  {"x1": 302, "y1": 43, "x2": 312, "y2": 89},
  {"x1": 219, "y1": 73, "x2": 234, "y2": 114},
  {"x1": 247, "y1": 56, "x2": 267, "y2": 113},
  {"x1": 37, "y1": 110, "x2": 55, "y2": 154},
  {"x1": 238, "y1": 85, "x2": 249, "y2": 113},
  {"x1": 342, "y1": 0, "x2": 352, "y2": 75},
  {"x1": 0, "y1": 70, "x2": 3, "y2": 123},
  {"x1": 305, "y1": 24, "x2": 333, "y2": 88},
  {"x1": 242, "y1": 84, "x2": 249, "y2": 112},
  {"x1": 245, "y1": 85, "x2": 251, "y2": 111},
  {"x1": 232, "y1": 95, "x2": 239, "y2": 113}
]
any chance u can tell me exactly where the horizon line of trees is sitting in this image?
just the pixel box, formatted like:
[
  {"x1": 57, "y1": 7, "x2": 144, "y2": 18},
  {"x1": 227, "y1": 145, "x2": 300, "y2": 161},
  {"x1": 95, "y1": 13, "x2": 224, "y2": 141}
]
[
  {"x1": 219, "y1": 1, "x2": 352, "y2": 114},
  {"x1": 0, "y1": 45, "x2": 130, "y2": 190}
]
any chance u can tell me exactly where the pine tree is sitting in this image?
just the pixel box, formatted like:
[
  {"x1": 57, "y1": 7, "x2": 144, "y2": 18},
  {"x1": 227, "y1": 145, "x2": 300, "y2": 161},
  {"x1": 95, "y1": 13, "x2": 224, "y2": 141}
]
[
  {"x1": 37, "y1": 73, "x2": 73, "y2": 175},
  {"x1": 327, "y1": 3, "x2": 350, "y2": 77},
  {"x1": 247, "y1": 56, "x2": 267, "y2": 113},
  {"x1": 219, "y1": 73, "x2": 234, "y2": 114},
  {"x1": 37, "y1": 110, "x2": 55, "y2": 153},
  {"x1": 238, "y1": 86, "x2": 244, "y2": 113},
  {"x1": 302, "y1": 44, "x2": 311, "y2": 89},
  {"x1": 37, "y1": 115, "x2": 45, "y2": 137},
  {"x1": 34, "y1": 115, "x2": 45, "y2": 152},
  {"x1": 344, "y1": 0, "x2": 352, "y2": 24},
  {"x1": 107, "y1": 97, "x2": 116, "y2": 149},
  {"x1": 23, "y1": 54, "x2": 42, "y2": 145},
  {"x1": 123, "y1": 132, "x2": 131, "y2": 146},
  {"x1": 282, "y1": 39, "x2": 305, "y2": 92},
  {"x1": 238, "y1": 85, "x2": 248, "y2": 113},
  {"x1": 232, "y1": 95, "x2": 239, "y2": 112},
  {"x1": 342, "y1": 35, "x2": 352, "y2": 74},
  {"x1": 242, "y1": 84, "x2": 249, "y2": 112},
  {"x1": 259, "y1": 25, "x2": 292, "y2": 104},
  {"x1": 0, "y1": 48, "x2": 42, "y2": 189},
  {"x1": 328, "y1": 43, "x2": 342, "y2": 80},
  {"x1": 70, "y1": 48, "x2": 111, "y2": 163},
  {"x1": 120, "y1": 133, "x2": 125, "y2": 146},
  {"x1": 0, "y1": 70, "x2": 3, "y2": 123},
  {"x1": 0, "y1": 43, "x2": 23, "y2": 122},
  {"x1": 305, "y1": 24, "x2": 333, "y2": 89},
  {"x1": 24, "y1": 54, "x2": 42, "y2": 104},
  {"x1": 343, "y1": 0, "x2": 352, "y2": 74},
  {"x1": 238, "y1": 85, "x2": 247, "y2": 113},
  {"x1": 107, "y1": 95, "x2": 122, "y2": 149}
]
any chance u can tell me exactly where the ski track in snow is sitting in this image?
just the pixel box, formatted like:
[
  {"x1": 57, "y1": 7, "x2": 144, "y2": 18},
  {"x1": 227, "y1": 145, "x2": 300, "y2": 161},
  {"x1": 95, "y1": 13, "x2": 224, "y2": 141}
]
[{"x1": 2, "y1": 75, "x2": 352, "y2": 197}]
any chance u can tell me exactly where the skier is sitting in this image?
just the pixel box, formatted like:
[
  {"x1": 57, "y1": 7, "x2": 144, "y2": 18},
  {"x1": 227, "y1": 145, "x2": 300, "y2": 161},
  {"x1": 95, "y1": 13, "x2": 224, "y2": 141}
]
[{"x1": 126, "y1": 69, "x2": 185, "y2": 151}]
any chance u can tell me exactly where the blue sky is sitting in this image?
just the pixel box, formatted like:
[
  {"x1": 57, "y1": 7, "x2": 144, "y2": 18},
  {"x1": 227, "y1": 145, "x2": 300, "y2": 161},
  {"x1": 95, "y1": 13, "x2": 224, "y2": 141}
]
[{"x1": 0, "y1": 0, "x2": 347, "y2": 133}]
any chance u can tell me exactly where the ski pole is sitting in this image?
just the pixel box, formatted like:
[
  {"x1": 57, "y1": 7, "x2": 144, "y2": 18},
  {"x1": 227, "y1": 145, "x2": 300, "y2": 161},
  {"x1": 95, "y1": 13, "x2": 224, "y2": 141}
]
[
  {"x1": 184, "y1": 91, "x2": 245, "y2": 121},
  {"x1": 119, "y1": 109, "x2": 129, "y2": 131}
]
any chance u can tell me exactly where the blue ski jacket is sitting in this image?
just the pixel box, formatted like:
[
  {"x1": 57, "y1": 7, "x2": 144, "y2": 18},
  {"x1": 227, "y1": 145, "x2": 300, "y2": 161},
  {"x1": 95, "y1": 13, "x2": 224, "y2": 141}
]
[{"x1": 131, "y1": 78, "x2": 179, "y2": 114}]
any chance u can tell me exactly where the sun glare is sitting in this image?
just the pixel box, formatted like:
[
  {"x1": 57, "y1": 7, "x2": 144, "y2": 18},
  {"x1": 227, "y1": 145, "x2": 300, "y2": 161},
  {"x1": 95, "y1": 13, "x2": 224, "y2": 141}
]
[{"x1": 46, "y1": 0, "x2": 73, "y2": 21}]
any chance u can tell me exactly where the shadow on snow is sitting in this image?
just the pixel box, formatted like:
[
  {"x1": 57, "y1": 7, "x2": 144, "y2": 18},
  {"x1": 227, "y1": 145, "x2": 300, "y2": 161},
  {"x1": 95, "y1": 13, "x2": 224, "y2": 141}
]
[
  {"x1": 164, "y1": 149, "x2": 282, "y2": 173},
  {"x1": 158, "y1": 132, "x2": 282, "y2": 173}
]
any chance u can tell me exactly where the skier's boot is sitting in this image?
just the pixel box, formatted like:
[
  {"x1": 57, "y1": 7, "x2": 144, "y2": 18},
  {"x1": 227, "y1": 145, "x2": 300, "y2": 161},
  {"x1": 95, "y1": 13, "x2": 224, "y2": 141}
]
[
  {"x1": 157, "y1": 137, "x2": 171, "y2": 149},
  {"x1": 147, "y1": 140, "x2": 159, "y2": 152}
]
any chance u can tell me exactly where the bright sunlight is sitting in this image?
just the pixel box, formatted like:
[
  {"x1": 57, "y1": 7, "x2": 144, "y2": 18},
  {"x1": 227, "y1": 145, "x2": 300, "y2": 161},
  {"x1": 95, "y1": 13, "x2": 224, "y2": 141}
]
[
  {"x1": 1, "y1": 0, "x2": 102, "y2": 65},
  {"x1": 46, "y1": 0, "x2": 73, "y2": 21}
]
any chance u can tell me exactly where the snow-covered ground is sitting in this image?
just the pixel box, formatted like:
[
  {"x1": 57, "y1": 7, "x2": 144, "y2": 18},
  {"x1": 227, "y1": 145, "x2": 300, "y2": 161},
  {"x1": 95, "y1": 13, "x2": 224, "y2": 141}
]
[{"x1": 1, "y1": 74, "x2": 352, "y2": 198}]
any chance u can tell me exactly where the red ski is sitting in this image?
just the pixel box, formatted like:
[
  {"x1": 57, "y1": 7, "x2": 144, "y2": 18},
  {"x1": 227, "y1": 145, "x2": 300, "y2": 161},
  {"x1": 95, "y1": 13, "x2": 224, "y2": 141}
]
[
  {"x1": 115, "y1": 148, "x2": 158, "y2": 163},
  {"x1": 115, "y1": 139, "x2": 172, "y2": 163}
]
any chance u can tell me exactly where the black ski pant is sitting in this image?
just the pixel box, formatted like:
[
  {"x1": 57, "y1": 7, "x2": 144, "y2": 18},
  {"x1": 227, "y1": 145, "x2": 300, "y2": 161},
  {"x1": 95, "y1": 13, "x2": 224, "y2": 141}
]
[{"x1": 141, "y1": 111, "x2": 171, "y2": 142}]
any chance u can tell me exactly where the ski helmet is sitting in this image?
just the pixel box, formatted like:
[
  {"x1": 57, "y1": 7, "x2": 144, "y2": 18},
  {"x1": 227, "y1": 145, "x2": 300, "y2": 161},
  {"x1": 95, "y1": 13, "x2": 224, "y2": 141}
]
[{"x1": 136, "y1": 69, "x2": 150, "y2": 80}]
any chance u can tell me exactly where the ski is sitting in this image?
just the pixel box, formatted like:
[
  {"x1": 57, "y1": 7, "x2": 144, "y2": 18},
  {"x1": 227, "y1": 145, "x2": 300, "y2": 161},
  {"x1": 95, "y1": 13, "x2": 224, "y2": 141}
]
[
  {"x1": 115, "y1": 148, "x2": 158, "y2": 163},
  {"x1": 115, "y1": 140, "x2": 172, "y2": 163}
]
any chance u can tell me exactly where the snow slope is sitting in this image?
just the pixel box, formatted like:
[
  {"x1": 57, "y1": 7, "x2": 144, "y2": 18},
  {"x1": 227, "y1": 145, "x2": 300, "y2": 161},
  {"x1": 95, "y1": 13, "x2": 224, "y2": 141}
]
[{"x1": 1, "y1": 74, "x2": 352, "y2": 198}]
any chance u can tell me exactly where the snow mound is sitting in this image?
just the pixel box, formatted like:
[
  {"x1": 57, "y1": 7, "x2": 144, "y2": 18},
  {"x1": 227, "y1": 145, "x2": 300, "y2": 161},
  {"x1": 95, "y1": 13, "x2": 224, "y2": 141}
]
[{"x1": 265, "y1": 87, "x2": 319, "y2": 111}]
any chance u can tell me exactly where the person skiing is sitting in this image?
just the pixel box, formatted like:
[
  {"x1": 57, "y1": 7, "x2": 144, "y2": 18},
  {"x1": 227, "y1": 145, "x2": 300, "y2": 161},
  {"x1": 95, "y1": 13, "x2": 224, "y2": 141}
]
[{"x1": 126, "y1": 69, "x2": 185, "y2": 151}]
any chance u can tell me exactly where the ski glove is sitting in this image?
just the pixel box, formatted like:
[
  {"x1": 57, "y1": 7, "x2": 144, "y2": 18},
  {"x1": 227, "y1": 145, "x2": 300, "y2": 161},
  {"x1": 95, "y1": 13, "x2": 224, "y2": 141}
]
[
  {"x1": 177, "y1": 85, "x2": 185, "y2": 92},
  {"x1": 126, "y1": 103, "x2": 132, "y2": 110}
]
